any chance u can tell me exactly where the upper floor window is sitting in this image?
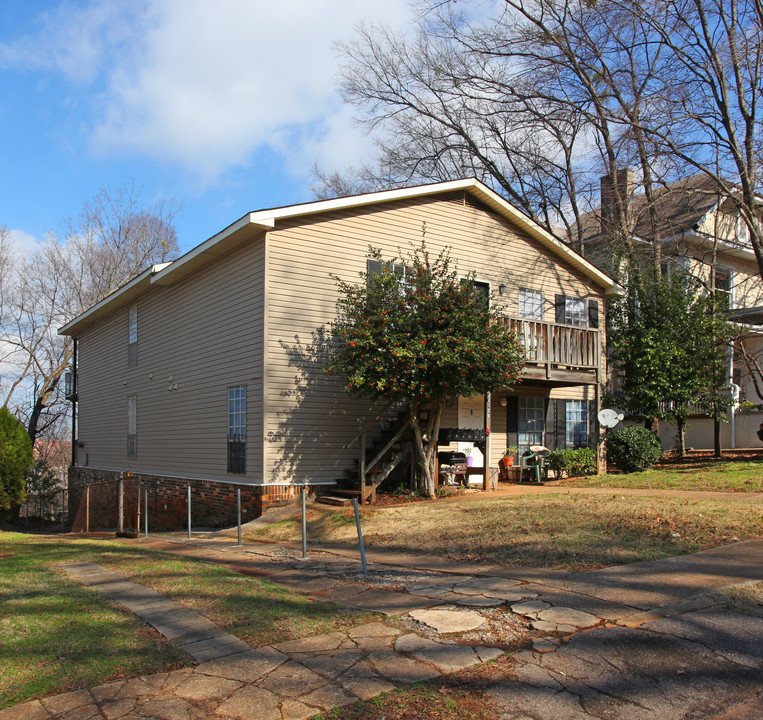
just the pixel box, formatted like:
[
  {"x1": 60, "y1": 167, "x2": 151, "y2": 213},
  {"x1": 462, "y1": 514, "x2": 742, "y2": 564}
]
[
  {"x1": 661, "y1": 256, "x2": 690, "y2": 283},
  {"x1": 227, "y1": 385, "x2": 247, "y2": 474},
  {"x1": 714, "y1": 267, "x2": 734, "y2": 309},
  {"x1": 518, "y1": 289, "x2": 544, "y2": 321},
  {"x1": 128, "y1": 304, "x2": 138, "y2": 366},
  {"x1": 562, "y1": 296, "x2": 587, "y2": 326}
]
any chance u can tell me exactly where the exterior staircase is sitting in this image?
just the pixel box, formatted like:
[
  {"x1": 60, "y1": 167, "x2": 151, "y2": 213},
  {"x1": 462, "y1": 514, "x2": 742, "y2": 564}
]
[{"x1": 317, "y1": 409, "x2": 413, "y2": 506}]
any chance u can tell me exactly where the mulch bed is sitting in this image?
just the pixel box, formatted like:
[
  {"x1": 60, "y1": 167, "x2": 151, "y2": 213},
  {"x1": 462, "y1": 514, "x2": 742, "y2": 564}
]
[{"x1": 655, "y1": 449, "x2": 763, "y2": 467}]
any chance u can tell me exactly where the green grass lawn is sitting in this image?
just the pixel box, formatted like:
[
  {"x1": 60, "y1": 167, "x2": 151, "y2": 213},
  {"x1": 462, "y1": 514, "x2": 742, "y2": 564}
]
[
  {"x1": 566, "y1": 461, "x2": 763, "y2": 492},
  {"x1": 0, "y1": 532, "x2": 375, "y2": 710},
  {"x1": 248, "y1": 493, "x2": 763, "y2": 570}
]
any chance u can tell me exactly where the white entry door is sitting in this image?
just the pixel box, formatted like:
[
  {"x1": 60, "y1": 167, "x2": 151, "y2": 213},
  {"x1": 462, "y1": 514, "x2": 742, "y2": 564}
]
[{"x1": 458, "y1": 395, "x2": 484, "y2": 467}]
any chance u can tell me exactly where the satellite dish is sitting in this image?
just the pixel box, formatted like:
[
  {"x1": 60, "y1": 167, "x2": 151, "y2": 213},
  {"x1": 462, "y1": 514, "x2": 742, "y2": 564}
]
[{"x1": 598, "y1": 408, "x2": 624, "y2": 428}]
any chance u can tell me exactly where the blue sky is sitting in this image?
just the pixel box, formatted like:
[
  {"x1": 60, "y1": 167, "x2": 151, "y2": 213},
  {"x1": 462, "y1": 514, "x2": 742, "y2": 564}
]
[{"x1": 0, "y1": 0, "x2": 413, "y2": 255}]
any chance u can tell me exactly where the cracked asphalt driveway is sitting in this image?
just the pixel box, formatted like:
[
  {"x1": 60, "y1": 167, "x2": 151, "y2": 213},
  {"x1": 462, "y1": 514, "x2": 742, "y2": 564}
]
[{"x1": 488, "y1": 608, "x2": 763, "y2": 720}]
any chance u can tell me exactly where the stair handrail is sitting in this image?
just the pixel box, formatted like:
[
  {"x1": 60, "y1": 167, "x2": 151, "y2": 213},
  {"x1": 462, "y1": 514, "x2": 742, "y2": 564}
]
[
  {"x1": 344, "y1": 399, "x2": 396, "y2": 449},
  {"x1": 366, "y1": 416, "x2": 414, "y2": 475}
]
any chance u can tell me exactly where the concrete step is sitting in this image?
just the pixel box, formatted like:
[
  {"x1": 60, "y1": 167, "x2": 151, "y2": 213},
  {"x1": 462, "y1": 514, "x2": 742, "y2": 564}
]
[{"x1": 315, "y1": 495, "x2": 354, "y2": 506}]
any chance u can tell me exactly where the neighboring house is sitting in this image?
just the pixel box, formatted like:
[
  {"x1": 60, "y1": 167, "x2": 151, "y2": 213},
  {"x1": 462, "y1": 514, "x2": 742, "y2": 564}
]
[
  {"x1": 60, "y1": 179, "x2": 618, "y2": 529},
  {"x1": 34, "y1": 439, "x2": 72, "y2": 484},
  {"x1": 579, "y1": 171, "x2": 763, "y2": 450}
]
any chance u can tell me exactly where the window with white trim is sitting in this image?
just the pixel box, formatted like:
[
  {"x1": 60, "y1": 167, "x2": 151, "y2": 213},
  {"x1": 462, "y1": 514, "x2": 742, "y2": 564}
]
[
  {"x1": 518, "y1": 289, "x2": 544, "y2": 320},
  {"x1": 463, "y1": 279, "x2": 490, "y2": 311},
  {"x1": 127, "y1": 395, "x2": 137, "y2": 457},
  {"x1": 565, "y1": 400, "x2": 588, "y2": 448},
  {"x1": 128, "y1": 304, "x2": 138, "y2": 366},
  {"x1": 227, "y1": 385, "x2": 247, "y2": 474},
  {"x1": 714, "y1": 266, "x2": 734, "y2": 309},
  {"x1": 563, "y1": 297, "x2": 588, "y2": 327},
  {"x1": 518, "y1": 397, "x2": 544, "y2": 454}
]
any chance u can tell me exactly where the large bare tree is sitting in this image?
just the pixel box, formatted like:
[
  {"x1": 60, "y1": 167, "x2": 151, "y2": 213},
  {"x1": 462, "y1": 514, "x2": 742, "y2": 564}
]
[
  {"x1": 1, "y1": 184, "x2": 179, "y2": 444},
  {"x1": 328, "y1": 0, "x2": 762, "y2": 284}
]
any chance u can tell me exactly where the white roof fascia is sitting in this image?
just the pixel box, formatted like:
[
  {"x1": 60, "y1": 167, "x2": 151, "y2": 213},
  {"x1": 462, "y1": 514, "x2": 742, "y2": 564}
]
[
  {"x1": 59, "y1": 263, "x2": 171, "y2": 336},
  {"x1": 150, "y1": 214, "x2": 275, "y2": 286},
  {"x1": 666, "y1": 230, "x2": 756, "y2": 260}
]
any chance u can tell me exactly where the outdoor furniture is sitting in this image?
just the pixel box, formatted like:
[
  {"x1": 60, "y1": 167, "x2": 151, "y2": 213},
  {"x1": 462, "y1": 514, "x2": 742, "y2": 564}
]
[
  {"x1": 499, "y1": 463, "x2": 535, "y2": 483},
  {"x1": 520, "y1": 447, "x2": 549, "y2": 483}
]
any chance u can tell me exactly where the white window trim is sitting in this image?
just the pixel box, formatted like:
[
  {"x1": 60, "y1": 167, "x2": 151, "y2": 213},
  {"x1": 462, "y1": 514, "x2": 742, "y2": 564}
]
[
  {"x1": 564, "y1": 297, "x2": 588, "y2": 327},
  {"x1": 518, "y1": 288, "x2": 544, "y2": 321}
]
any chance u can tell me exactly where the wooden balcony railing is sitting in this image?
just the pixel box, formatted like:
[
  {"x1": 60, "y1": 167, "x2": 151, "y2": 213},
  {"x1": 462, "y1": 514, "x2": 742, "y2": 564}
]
[{"x1": 500, "y1": 317, "x2": 600, "y2": 378}]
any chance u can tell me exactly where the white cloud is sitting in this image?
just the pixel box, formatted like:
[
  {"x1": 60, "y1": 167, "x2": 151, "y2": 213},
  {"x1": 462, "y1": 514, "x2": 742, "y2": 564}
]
[
  {"x1": 8, "y1": 228, "x2": 42, "y2": 257},
  {"x1": 0, "y1": 1, "x2": 138, "y2": 83},
  {"x1": 1, "y1": 0, "x2": 413, "y2": 181},
  {"x1": 90, "y1": 0, "x2": 413, "y2": 179}
]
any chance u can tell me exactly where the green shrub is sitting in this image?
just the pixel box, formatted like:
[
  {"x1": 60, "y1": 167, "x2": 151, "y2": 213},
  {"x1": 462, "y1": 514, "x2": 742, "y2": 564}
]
[
  {"x1": 547, "y1": 448, "x2": 598, "y2": 479},
  {"x1": 605, "y1": 426, "x2": 663, "y2": 473},
  {"x1": 0, "y1": 407, "x2": 34, "y2": 512}
]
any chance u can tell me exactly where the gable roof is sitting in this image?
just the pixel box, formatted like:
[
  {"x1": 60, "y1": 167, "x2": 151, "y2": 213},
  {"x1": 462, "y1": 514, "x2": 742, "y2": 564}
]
[
  {"x1": 60, "y1": 178, "x2": 619, "y2": 337},
  {"x1": 578, "y1": 173, "x2": 752, "y2": 245}
]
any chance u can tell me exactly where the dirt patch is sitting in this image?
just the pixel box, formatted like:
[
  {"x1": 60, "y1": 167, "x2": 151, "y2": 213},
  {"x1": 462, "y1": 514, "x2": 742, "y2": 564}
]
[
  {"x1": 398, "y1": 605, "x2": 539, "y2": 651},
  {"x1": 308, "y1": 681, "x2": 499, "y2": 720}
]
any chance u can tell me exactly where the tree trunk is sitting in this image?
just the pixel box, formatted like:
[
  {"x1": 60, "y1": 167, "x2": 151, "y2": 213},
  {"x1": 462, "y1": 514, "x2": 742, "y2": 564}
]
[
  {"x1": 411, "y1": 399, "x2": 445, "y2": 498},
  {"x1": 675, "y1": 416, "x2": 686, "y2": 457},
  {"x1": 713, "y1": 417, "x2": 722, "y2": 459},
  {"x1": 644, "y1": 417, "x2": 660, "y2": 436}
]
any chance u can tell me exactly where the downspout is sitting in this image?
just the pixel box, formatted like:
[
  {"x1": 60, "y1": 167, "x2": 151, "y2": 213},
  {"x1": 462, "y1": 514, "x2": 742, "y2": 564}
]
[{"x1": 71, "y1": 338, "x2": 78, "y2": 466}]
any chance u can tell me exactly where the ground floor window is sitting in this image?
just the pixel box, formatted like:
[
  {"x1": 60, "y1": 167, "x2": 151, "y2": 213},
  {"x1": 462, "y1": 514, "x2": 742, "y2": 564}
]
[
  {"x1": 227, "y1": 385, "x2": 246, "y2": 473},
  {"x1": 127, "y1": 395, "x2": 137, "y2": 457},
  {"x1": 565, "y1": 400, "x2": 589, "y2": 447},
  {"x1": 518, "y1": 397, "x2": 544, "y2": 453}
]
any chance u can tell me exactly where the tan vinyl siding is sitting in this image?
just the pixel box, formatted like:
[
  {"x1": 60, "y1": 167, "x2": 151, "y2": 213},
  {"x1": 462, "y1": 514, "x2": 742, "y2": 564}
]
[
  {"x1": 264, "y1": 196, "x2": 608, "y2": 483},
  {"x1": 77, "y1": 237, "x2": 266, "y2": 482}
]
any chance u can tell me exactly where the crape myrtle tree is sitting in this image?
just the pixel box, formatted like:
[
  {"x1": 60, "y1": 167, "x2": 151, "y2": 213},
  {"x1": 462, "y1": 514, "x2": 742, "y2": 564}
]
[
  {"x1": 330, "y1": 0, "x2": 763, "y2": 285},
  {"x1": 608, "y1": 274, "x2": 732, "y2": 455},
  {"x1": 329, "y1": 243, "x2": 525, "y2": 497}
]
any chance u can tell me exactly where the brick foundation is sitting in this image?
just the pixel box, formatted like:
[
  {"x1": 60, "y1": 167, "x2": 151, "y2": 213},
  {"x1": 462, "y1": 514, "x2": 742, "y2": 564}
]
[{"x1": 67, "y1": 467, "x2": 332, "y2": 532}]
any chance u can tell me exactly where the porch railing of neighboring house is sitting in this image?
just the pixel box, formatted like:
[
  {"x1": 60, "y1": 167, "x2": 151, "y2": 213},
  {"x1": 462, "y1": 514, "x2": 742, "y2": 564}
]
[
  {"x1": 500, "y1": 317, "x2": 600, "y2": 373},
  {"x1": 623, "y1": 399, "x2": 714, "y2": 418}
]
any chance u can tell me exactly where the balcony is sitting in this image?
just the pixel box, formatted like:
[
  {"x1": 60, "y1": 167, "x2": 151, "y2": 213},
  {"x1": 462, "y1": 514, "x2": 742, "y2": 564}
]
[
  {"x1": 64, "y1": 371, "x2": 78, "y2": 401},
  {"x1": 501, "y1": 317, "x2": 601, "y2": 385}
]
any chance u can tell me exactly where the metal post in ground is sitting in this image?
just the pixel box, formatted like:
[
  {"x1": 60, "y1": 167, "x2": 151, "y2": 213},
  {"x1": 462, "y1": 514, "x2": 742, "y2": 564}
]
[
  {"x1": 352, "y1": 498, "x2": 368, "y2": 575},
  {"x1": 118, "y1": 474, "x2": 124, "y2": 535},
  {"x1": 237, "y1": 487, "x2": 242, "y2": 547},
  {"x1": 144, "y1": 487, "x2": 148, "y2": 537},
  {"x1": 301, "y1": 484, "x2": 307, "y2": 559},
  {"x1": 61, "y1": 489, "x2": 66, "y2": 533},
  {"x1": 187, "y1": 485, "x2": 192, "y2": 540},
  {"x1": 86, "y1": 486, "x2": 90, "y2": 534}
]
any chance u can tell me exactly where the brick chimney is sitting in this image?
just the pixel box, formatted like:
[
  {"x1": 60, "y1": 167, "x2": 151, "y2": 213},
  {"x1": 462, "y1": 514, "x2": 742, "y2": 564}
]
[{"x1": 600, "y1": 168, "x2": 634, "y2": 230}]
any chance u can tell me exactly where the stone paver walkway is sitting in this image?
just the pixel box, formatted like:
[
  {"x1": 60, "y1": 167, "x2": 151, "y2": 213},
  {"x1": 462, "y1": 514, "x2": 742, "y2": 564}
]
[
  {"x1": 3, "y1": 534, "x2": 762, "y2": 719},
  {"x1": 0, "y1": 563, "x2": 501, "y2": 720},
  {"x1": 62, "y1": 562, "x2": 252, "y2": 662}
]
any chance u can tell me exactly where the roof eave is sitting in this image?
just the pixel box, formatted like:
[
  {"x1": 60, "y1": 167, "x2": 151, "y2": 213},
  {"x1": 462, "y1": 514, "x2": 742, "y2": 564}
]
[
  {"x1": 60, "y1": 178, "x2": 621, "y2": 333},
  {"x1": 58, "y1": 263, "x2": 172, "y2": 337}
]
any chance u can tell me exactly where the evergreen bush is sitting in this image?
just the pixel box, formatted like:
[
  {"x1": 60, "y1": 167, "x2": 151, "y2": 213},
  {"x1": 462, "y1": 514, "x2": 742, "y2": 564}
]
[
  {"x1": 0, "y1": 407, "x2": 34, "y2": 512},
  {"x1": 547, "y1": 447, "x2": 598, "y2": 479},
  {"x1": 605, "y1": 426, "x2": 663, "y2": 473}
]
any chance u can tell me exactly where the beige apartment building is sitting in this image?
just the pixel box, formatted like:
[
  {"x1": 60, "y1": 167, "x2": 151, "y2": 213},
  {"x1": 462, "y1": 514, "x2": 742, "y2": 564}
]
[{"x1": 60, "y1": 179, "x2": 618, "y2": 528}]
